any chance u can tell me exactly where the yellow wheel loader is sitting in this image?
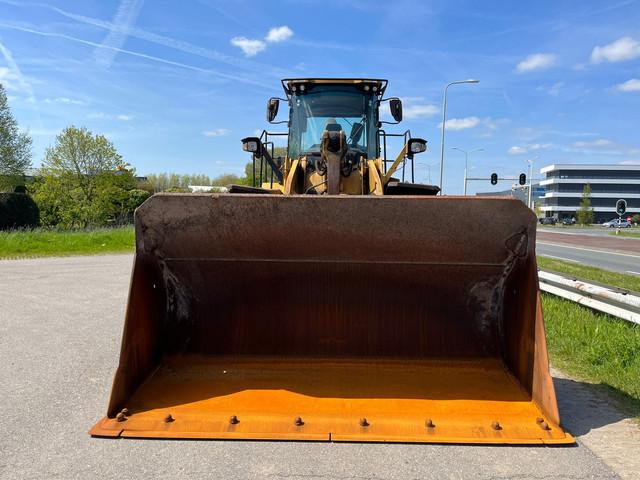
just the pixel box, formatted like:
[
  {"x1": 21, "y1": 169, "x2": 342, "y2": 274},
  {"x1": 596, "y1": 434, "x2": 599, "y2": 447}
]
[{"x1": 91, "y1": 78, "x2": 573, "y2": 444}]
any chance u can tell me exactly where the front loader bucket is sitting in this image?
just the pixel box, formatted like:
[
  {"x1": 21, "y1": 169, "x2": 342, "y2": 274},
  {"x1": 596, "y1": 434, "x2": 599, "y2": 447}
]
[{"x1": 91, "y1": 194, "x2": 573, "y2": 444}]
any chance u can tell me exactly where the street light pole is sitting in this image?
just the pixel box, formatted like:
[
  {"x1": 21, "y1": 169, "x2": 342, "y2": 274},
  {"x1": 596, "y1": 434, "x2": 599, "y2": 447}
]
[
  {"x1": 452, "y1": 147, "x2": 483, "y2": 196},
  {"x1": 438, "y1": 79, "x2": 479, "y2": 195},
  {"x1": 526, "y1": 156, "x2": 538, "y2": 209},
  {"x1": 417, "y1": 162, "x2": 438, "y2": 184}
]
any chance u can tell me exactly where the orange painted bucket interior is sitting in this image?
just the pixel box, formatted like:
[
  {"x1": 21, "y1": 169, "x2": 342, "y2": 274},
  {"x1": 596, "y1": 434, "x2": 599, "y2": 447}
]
[{"x1": 93, "y1": 356, "x2": 571, "y2": 443}]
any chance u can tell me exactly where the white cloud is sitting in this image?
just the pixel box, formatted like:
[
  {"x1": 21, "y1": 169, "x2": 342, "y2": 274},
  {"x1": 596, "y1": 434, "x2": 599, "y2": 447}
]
[
  {"x1": 516, "y1": 53, "x2": 556, "y2": 73},
  {"x1": 265, "y1": 26, "x2": 293, "y2": 43},
  {"x1": 619, "y1": 160, "x2": 640, "y2": 165},
  {"x1": 572, "y1": 138, "x2": 613, "y2": 148},
  {"x1": 44, "y1": 97, "x2": 86, "y2": 105},
  {"x1": 203, "y1": 128, "x2": 231, "y2": 137},
  {"x1": 529, "y1": 143, "x2": 552, "y2": 151},
  {"x1": 230, "y1": 37, "x2": 266, "y2": 57},
  {"x1": 440, "y1": 116, "x2": 480, "y2": 130},
  {"x1": 508, "y1": 146, "x2": 528, "y2": 155},
  {"x1": 231, "y1": 25, "x2": 293, "y2": 57},
  {"x1": 0, "y1": 41, "x2": 36, "y2": 106},
  {"x1": 401, "y1": 97, "x2": 438, "y2": 119},
  {"x1": 468, "y1": 117, "x2": 509, "y2": 138},
  {"x1": 20, "y1": 127, "x2": 60, "y2": 137},
  {"x1": 591, "y1": 37, "x2": 640, "y2": 63},
  {"x1": 616, "y1": 78, "x2": 640, "y2": 92},
  {"x1": 548, "y1": 82, "x2": 563, "y2": 96},
  {"x1": 508, "y1": 143, "x2": 552, "y2": 155},
  {"x1": 88, "y1": 111, "x2": 132, "y2": 121},
  {"x1": 404, "y1": 104, "x2": 438, "y2": 119},
  {"x1": 0, "y1": 66, "x2": 20, "y2": 91},
  {"x1": 95, "y1": 0, "x2": 145, "y2": 67}
]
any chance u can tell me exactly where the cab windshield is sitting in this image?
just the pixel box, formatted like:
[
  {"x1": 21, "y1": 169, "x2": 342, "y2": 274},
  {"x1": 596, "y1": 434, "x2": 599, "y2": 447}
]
[{"x1": 288, "y1": 86, "x2": 377, "y2": 159}]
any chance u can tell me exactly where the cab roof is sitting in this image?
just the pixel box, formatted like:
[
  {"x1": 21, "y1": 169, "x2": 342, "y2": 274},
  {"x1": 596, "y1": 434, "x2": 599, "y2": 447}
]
[{"x1": 282, "y1": 78, "x2": 388, "y2": 97}]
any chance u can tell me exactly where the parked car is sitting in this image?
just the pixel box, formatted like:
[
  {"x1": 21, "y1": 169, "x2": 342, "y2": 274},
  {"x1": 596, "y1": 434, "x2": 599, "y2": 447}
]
[
  {"x1": 602, "y1": 218, "x2": 631, "y2": 228},
  {"x1": 562, "y1": 217, "x2": 575, "y2": 225},
  {"x1": 539, "y1": 217, "x2": 556, "y2": 225}
]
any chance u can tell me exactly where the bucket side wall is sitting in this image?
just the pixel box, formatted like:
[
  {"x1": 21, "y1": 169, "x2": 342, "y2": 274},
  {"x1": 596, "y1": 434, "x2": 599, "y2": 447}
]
[{"x1": 106, "y1": 253, "x2": 165, "y2": 417}]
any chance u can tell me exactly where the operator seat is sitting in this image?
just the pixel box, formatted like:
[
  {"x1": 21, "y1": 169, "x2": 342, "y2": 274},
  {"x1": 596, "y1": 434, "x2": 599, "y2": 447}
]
[{"x1": 324, "y1": 118, "x2": 342, "y2": 132}]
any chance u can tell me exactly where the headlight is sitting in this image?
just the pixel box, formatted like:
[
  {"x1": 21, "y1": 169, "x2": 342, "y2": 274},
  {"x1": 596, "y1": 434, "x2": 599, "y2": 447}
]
[
  {"x1": 408, "y1": 138, "x2": 427, "y2": 154},
  {"x1": 241, "y1": 137, "x2": 262, "y2": 154}
]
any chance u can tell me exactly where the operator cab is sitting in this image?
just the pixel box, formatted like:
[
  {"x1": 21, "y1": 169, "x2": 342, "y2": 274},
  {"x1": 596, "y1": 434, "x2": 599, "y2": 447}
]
[
  {"x1": 287, "y1": 82, "x2": 380, "y2": 161},
  {"x1": 239, "y1": 78, "x2": 437, "y2": 196}
]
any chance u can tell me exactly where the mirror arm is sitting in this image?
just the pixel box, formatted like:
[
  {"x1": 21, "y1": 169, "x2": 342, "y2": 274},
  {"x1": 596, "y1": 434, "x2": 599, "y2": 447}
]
[{"x1": 377, "y1": 97, "x2": 402, "y2": 124}]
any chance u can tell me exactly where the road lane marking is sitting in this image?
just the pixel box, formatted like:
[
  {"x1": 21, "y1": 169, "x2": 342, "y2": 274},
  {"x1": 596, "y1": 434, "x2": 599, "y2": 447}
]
[
  {"x1": 537, "y1": 242, "x2": 640, "y2": 259},
  {"x1": 539, "y1": 254, "x2": 579, "y2": 263}
]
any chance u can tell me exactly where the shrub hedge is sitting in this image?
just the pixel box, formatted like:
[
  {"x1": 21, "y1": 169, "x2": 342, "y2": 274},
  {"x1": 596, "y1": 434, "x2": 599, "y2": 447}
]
[{"x1": 0, "y1": 192, "x2": 40, "y2": 229}]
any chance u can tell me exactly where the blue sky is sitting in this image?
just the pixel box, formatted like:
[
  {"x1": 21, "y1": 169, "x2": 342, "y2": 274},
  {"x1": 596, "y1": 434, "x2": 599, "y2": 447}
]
[{"x1": 1, "y1": 0, "x2": 640, "y2": 194}]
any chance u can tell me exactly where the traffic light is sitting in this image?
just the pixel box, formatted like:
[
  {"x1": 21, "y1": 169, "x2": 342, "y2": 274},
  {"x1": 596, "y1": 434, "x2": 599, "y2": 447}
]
[
  {"x1": 519, "y1": 173, "x2": 526, "y2": 186},
  {"x1": 490, "y1": 173, "x2": 498, "y2": 185},
  {"x1": 616, "y1": 199, "x2": 627, "y2": 216}
]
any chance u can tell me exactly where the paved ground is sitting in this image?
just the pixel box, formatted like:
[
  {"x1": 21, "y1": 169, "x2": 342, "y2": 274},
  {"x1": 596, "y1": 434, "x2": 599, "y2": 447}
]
[
  {"x1": 1, "y1": 254, "x2": 637, "y2": 480},
  {"x1": 536, "y1": 229, "x2": 640, "y2": 275}
]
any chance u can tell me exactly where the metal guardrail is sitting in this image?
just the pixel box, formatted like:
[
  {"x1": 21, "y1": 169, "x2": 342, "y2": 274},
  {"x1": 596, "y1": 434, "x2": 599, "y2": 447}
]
[{"x1": 539, "y1": 270, "x2": 640, "y2": 325}]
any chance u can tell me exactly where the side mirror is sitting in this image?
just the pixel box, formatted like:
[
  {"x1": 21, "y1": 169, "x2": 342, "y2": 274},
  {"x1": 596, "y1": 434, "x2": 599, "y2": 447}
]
[
  {"x1": 241, "y1": 137, "x2": 262, "y2": 155},
  {"x1": 267, "y1": 98, "x2": 279, "y2": 123},
  {"x1": 407, "y1": 138, "x2": 427, "y2": 158},
  {"x1": 390, "y1": 98, "x2": 403, "y2": 122}
]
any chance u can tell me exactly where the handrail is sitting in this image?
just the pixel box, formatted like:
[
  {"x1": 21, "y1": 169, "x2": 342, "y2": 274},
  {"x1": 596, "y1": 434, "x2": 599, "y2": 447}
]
[
  {"x1": 256, "y1": 130, "x2": 288, "y2": 188},
  {"x1": 377, "y1": 129, "x2": 413, "y2": 182}
]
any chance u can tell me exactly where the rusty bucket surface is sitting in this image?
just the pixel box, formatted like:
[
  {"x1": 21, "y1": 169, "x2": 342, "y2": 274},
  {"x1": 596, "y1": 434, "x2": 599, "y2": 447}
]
[{"x1": 90, "y1": 193, "x2": 573, "y2": 444}]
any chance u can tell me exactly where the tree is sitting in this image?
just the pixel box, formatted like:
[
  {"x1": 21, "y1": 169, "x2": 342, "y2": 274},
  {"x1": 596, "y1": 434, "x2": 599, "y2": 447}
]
[
  {"x1": 534, "y1": 203, "x2": 542, "y2": 219},
  {"x1": 211, "y1": 173, "x2": 241, "y2": 186},
  {"x1": 145, "y1": 172, "x2": 219, "y2": 192},
  {"x1": 31, "y1": 126, "x2": 146, "y2": 228},
  {"x1": 42, "y1": 126, "x2": 122, "y2": 195},
  {"x1": 576, "y1": 183, "x2": 594, "y2": 225},
  {"x1": 0, "y1": 84, "x2": 32, "y2": 191}
]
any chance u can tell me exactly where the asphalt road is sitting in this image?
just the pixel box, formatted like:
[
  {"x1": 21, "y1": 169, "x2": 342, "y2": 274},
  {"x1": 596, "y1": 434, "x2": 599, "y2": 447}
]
[
  {"x1": 536, "y1": 227, "x2": 640, "y2": 275},
  {"x1": 536, "y1": 242, "x2": 640, "y2": 275},
  {"x1": 0, "y1": 255, "x2": 627, "y2": 480},
  {"x1": 538, "y1": 226, "x2": 638, "y2": 237}
]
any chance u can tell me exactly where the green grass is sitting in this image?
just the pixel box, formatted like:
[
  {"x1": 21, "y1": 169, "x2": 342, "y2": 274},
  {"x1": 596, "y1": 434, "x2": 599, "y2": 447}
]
[
  {"x1": 537, "y1": 256, "x2": 640, "y2": 293},
  {"x1": 608, "y1": 230, "x2": 640, "y2": 239},
  {"x1": 543, "y1": 294, "x2": 640, "y2": 409},
  {"x1": 538, "y1": 257, "x2": 640, "y2": 410},
  {"x1": 0, "y1": 226, "x2": 135, "y2": 258}
]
